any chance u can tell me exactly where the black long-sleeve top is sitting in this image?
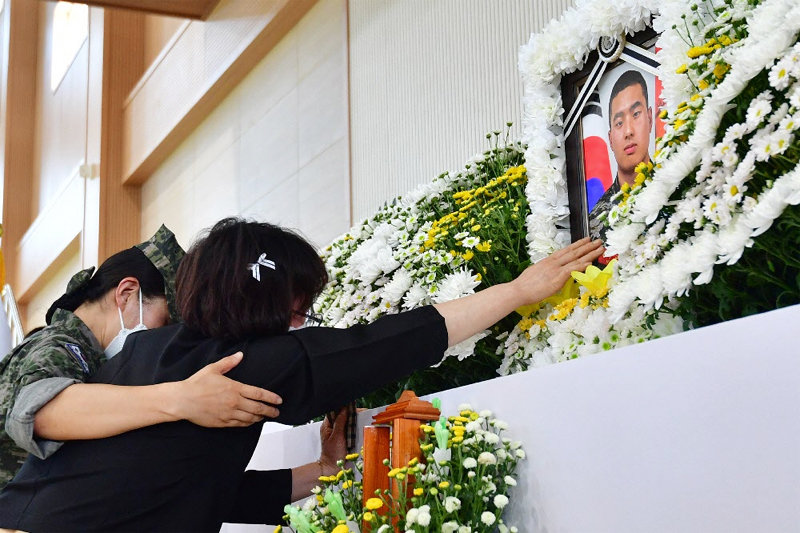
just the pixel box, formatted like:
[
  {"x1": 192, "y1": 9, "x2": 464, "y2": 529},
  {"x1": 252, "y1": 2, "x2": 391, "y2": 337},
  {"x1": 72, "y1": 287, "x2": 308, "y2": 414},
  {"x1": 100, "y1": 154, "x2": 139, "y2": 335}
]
[{"x1": 0, "y1": 306, "x2": 447, "y2": 532}]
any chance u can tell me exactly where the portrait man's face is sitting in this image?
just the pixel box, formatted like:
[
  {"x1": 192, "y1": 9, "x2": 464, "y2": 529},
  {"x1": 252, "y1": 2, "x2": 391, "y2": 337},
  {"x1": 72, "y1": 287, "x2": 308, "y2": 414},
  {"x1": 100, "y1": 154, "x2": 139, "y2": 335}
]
[{"x1": 607, "y1": 82, "x2": 653, "y2": 184}]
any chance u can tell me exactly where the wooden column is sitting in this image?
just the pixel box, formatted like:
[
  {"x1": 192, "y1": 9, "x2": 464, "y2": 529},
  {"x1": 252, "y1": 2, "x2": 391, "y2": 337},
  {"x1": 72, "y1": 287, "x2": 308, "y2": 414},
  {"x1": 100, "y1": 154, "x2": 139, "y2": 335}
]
[
  {"x1": 365, "y1": 390, "x2": 440, "y2": 528},
  {"x1": 1, "y1": 0, "x2": 39, "y2": 322},
  {"x1": 361, "y1": 425, "x2": 390, "y2": 510},
  {"x1": 97, "y1": 8, "x2": 145, "y2": 261}
]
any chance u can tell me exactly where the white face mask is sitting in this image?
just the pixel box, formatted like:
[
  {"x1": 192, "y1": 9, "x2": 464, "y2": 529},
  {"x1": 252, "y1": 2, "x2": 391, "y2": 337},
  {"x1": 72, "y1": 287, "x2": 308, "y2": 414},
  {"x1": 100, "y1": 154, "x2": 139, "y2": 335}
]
[{"x1": 104, "y1": 289, "x2": 148, "y2": 359}]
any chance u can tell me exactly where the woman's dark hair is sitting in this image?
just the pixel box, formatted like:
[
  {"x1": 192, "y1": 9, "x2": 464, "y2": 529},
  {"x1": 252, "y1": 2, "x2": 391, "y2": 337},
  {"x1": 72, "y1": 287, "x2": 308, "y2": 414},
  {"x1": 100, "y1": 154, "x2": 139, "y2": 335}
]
[
  {"x1": 45, "y1": 247, "x2": 166, "y2": 324},
  {"x1": 176, "y1": 217, "x2": 328, "y2": 339}
]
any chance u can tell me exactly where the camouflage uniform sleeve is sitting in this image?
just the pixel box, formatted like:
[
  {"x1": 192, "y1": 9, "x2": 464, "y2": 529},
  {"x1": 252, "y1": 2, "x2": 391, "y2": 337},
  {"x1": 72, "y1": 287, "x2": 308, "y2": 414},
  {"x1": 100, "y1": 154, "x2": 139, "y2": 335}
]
[
  {"x1": 6, "y1": 377, "x2": 80, "y2": 458},
  {"x1": 2, "y1": 342, "x2": 90, "y2": 459}
]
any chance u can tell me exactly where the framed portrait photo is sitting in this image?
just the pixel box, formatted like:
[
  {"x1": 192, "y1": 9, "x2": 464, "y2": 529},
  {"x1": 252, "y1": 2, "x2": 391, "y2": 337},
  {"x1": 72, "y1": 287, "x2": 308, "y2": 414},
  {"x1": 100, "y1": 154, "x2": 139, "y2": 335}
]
[{"x1": 561, "y1": 27, "x2": 664, "y2": 247}]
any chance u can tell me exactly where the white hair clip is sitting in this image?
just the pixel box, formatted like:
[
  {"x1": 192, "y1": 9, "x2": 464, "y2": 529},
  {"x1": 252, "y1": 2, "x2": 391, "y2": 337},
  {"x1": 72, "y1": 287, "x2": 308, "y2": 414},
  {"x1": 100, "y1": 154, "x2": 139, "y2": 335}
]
[{"x1": 248, "y1": 253, "x2": 276, "y2": 281}]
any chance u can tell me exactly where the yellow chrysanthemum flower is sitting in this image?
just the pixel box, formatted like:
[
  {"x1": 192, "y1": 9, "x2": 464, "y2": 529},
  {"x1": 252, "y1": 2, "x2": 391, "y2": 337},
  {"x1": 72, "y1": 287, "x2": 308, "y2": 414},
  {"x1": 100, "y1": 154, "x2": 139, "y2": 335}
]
[
  {"x1": 414, "y1": 487, "x2": 424, "y2": 496},
  {"x1": 342, "y1": 480, "x2": 353, "y2": 489},
  {"x1": 675, "y1": 63, "x2": 688, "y2": 74},
  {"x1": 365, "y1": 497, "x2": 384, "y2": 510},
  {"x1": 548, "y1": 298, "x2": 578, "y2": 321},
  {"x1": 345, "y1": 453, "x2": 360, "y2": 461},
  {"x1": 331, "y1": 525, "x2": 349, "y2": 533},
  {"x1": 687, "y1": 45, "x2": 713, "y2": 58},
  {"x1": 713, "y1": 63, "x2": 729, "y2": 80},
  {"x1": 475, "y1": 242, "x2": 491, "y2": 252},
  {"x1": 439, "y1": 481, "x2": 450, "y2": 489},
  {"x1": 363, "y1": 511, "x2": 374, "y2": 522},
  {"x1": 387, "y1": 468, "x2": 402, "y2": 478},
  {"x1": 517, "y1": 316, "x2": 534, "y2": 332},
  {"x1": 462, "y1": 250, "x2": 474, "y2": 261},
  {"x1": 698, "y1": 79, "x2": 710, "y2": 90},
  {"x1": 579, "y1": 291, "x2": 591, "y2": 309},
  {"x1": 718, "y1": 34, "x2": 734, "y2": 46}
]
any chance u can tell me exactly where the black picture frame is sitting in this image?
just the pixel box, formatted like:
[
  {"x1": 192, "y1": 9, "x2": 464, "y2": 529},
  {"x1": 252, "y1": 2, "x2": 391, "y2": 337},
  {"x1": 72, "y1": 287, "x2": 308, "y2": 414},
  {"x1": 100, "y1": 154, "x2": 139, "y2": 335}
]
[{"x1": 561, "y1": 26, "x2": 661, "y2": 243}]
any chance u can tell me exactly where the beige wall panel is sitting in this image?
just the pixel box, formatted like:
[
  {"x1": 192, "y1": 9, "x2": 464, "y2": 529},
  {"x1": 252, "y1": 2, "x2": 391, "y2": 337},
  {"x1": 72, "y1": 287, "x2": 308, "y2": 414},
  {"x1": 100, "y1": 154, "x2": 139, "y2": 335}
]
[
  {"x1": 35, "y1": 2, "x2": 89, "y2": 214},
  {"x1": 122, "y1": 0, "x2": 319, "y2": 185},
  {"x1": 16, "y1": 172, "x2": 84, "y2": 302},
  {"x1": 143, "y1": 14, "x2": 185, "y2": 72},
  {"x1": 349, "y1": 0, "x2": 574, "y2": 221},
  {"x1": 141, "y1": 0, "x2": 349, "y2": 252},
  {"x1": 24, "y1": 244, "x2": 81, "y2": 331}
]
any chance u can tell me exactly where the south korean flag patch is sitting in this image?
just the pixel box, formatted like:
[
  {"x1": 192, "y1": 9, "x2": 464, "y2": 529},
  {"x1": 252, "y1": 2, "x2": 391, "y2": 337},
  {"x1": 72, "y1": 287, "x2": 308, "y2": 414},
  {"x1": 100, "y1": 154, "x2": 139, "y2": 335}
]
[{"x1": 64, "y1": 342, "x2": 90, "y2": 374}]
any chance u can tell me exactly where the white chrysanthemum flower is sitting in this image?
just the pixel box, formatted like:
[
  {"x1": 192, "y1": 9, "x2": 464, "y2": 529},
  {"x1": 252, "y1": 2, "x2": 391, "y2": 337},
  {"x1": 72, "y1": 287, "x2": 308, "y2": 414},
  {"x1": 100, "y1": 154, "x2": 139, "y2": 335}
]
[
  {"x1": 481, "y1": 511, "x2": 497, "y2": 526},
  {"x1": 492, "y1": 419, "x2": 508, "y2": 430},
  {"x1": 458, "y1": 526, "x2": 472, "y2": 533},
  {"x1": 745, "y1": 92, "x2": 773, "y2": 129},
  {"x1": 381, "y1": 268, "x2": 413, "y2": 305},
  {"x1": 504, "y1": 475, "x2": 517, "y2": 486},
  {"x1": 770, "y1": 129, "x2": 793, "y2": 156},
  {"x1": 789, "y1": 83, "x2": 800, "y2": 109},
  {"x1": 465, "y1": 420, "x2": 481, "y2": 432},
  {"x1": 443, "y1": 330, "x2": 488, "y2": 361},
  {"x1": 769, "y1": 58, "x2": 792, "y2": 90},
  {"x1": 750, "y1": 128, "x2": 780, "y2": 162},
  {"x1": 484, "y1": 433, "x2": 500, "y2": 445},
  {"x1": 461, "y1": 235, "x2": 480, "y2": 248},
  {"x1": 703, "y1": 195, "x2": 732, "y2": 226},
  {"x1": 432, "y1": 269, "x2": 481, "y2": 303},
  {"x1": 444, "y1": 496, "x2": 461, "y2": 513},
  {"x1": 477, "y1": 452, "x2": 497, "y2": 465},
  {"x1": 442, "y1": 522, "x2": 459, "y2": 533},
  {"x1": 405, "y1": 507, "x2": 419, "y2": 525},
  {"x1": 417, "y1": 505, "x2": 431, "y2": 527},
  {"x1": 725, "y1": 122, "x2": 749, "y2": 140},
  {"x1": 494, "y1": 494, "x2": 510, "y2": 509},
  {"x1": 462, "y1": 457, "x2": 477, "y2": 469}
]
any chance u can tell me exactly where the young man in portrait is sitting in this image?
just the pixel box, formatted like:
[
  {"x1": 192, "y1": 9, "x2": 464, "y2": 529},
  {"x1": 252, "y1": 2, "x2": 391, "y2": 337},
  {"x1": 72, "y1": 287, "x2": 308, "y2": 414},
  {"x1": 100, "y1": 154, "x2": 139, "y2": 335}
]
[{"x1": 588, "y1": 69, "x2": 653, "y2": 243}]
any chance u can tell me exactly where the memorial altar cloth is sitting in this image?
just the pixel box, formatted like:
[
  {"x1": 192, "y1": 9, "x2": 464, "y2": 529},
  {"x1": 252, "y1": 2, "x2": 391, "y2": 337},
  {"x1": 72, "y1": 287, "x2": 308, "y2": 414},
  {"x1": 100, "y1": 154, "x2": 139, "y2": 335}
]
[{"x1": 223, "y1": 303, "x2": 800, "y2": 532}]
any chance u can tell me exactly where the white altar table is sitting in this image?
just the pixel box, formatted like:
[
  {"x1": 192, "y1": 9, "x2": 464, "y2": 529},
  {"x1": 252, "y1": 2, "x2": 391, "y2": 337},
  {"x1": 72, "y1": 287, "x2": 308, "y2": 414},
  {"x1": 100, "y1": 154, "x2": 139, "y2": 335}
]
[{"x1": 222, "y1": 303, "x2": 800, "y2": 532}]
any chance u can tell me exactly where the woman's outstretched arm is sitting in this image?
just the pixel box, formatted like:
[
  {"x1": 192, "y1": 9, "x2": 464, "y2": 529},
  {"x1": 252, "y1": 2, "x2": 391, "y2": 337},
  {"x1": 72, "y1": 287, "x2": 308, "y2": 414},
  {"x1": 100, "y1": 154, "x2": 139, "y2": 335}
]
[{"x1": 433, "y1": 238, "x2": 604, "y2": 346}]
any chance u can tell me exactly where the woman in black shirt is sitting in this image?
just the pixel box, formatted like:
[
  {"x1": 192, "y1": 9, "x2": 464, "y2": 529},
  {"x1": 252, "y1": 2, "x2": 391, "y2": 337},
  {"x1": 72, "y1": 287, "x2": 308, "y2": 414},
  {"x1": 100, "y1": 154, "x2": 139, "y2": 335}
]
[{"x1": 0, "y1": 217, "x2": 603, "y2": 531}]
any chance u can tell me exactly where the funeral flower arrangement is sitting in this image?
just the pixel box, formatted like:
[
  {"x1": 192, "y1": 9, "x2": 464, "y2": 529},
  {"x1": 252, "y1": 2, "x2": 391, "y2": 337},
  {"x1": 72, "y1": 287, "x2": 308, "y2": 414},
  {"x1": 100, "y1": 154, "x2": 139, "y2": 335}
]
[
  {"x1": 315, "y1": 131, "x2": 543, "y2": 405},
  {"x1": 314, "y1": 0, "x2": 800, "y2": 405},
  {"x1": 604, "y1": 0, "x2": 800, "y2": 324},
  {"x1": 280, "y1": 405, "x2": 523, "y2": 533}
]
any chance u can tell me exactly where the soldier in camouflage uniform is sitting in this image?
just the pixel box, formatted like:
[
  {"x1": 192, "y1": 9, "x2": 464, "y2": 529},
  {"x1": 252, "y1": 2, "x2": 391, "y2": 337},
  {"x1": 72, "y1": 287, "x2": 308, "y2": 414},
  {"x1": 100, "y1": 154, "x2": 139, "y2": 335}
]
[
  {"x1": 0, "y1": 225, "x2": 184, "y2": 487},
  {"x1": 588, "y1": 69, "x2": 653, "y2": 248},
  {"x1": 588, "y1": 178, "x2": 620, "y2": 243}
]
